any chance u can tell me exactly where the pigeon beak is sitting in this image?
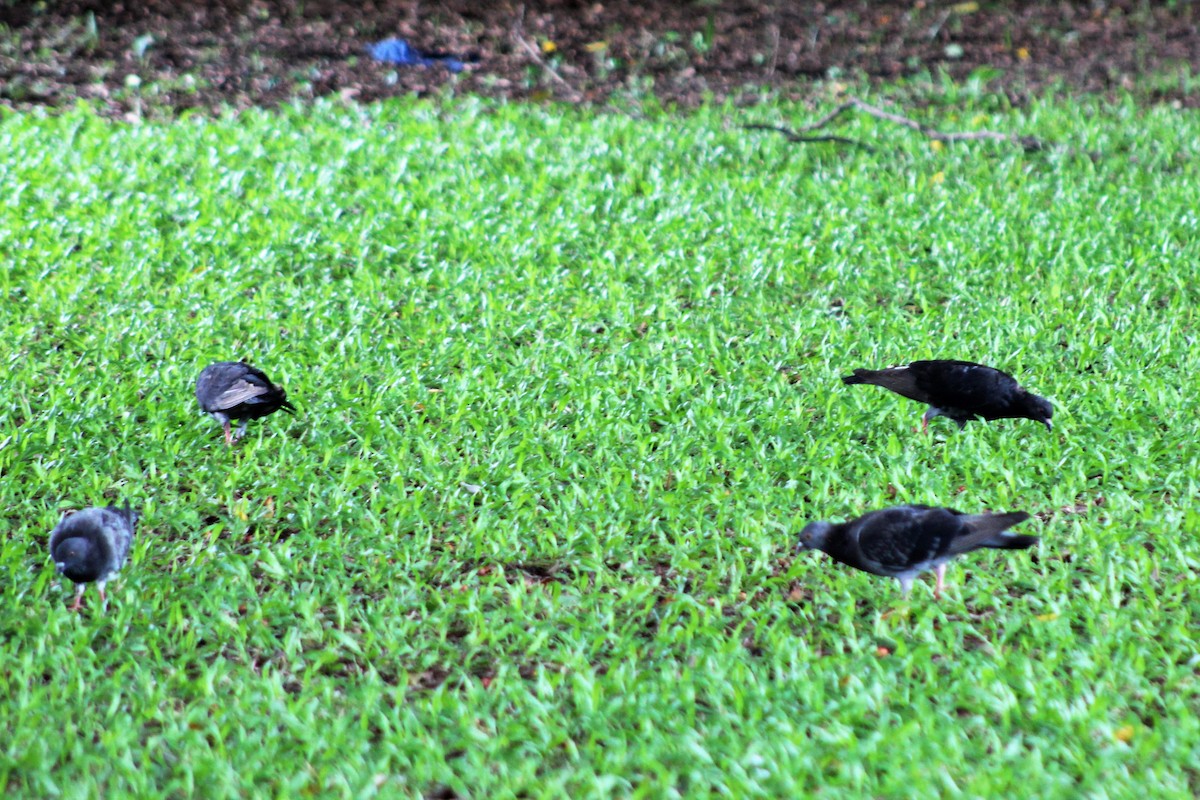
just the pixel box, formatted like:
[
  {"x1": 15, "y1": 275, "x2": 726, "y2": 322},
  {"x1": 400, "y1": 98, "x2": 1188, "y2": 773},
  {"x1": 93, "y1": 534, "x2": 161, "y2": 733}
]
[
  {"x1": 1043, "y1": 420, "x2": 1053, "y2": 432},
  {"x1": 55, "y1": 562, "x2": 66, "y2": 574}
]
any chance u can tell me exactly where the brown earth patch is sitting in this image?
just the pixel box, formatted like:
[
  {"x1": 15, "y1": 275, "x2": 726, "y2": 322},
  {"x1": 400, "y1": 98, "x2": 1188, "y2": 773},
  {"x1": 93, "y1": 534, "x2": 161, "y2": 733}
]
[{"x1": 1, "y1": 1, "x2": 1198, "y2": 115}]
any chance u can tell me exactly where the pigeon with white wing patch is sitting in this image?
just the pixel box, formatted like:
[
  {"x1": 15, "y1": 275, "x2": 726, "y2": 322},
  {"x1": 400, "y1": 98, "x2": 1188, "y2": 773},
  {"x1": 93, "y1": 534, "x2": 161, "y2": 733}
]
[{"x1": 196, "y1": 361, "x2": 295, "y2": 446}]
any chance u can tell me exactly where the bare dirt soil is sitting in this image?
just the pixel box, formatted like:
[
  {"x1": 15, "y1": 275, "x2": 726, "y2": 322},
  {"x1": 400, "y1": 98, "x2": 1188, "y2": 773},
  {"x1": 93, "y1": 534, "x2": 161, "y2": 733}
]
[{"x1": 2, "y1": 1, "x2": 1198, "y2": 115}]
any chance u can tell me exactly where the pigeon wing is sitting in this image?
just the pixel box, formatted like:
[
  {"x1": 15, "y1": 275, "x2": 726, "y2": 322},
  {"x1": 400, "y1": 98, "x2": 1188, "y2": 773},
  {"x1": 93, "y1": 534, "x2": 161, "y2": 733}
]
[
  {"x1": 910, "y1": 361, "x2": 1019, "y2": 414},
  {"x1": 854, "y1": 506, "x2": 963, "y2": 574},
  {"x1": 99, "y1": 501, "x2": 138, "y2": 571},
  {"x1": 211, "y1": 376, "x2": 274, "y2": 410}
]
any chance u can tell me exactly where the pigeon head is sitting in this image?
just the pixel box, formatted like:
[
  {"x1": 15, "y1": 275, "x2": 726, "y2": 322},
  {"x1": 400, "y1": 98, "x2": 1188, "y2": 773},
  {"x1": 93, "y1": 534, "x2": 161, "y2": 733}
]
[
  {"x1": 797, "y1": 521, "x2": 835, "y2": 552},
  {"x1": 54, "y1": 537, "x2": 103, "y2": 583},
  {"x1": 1021, "y1": 391, "x2": 1054, "y2": 431}
]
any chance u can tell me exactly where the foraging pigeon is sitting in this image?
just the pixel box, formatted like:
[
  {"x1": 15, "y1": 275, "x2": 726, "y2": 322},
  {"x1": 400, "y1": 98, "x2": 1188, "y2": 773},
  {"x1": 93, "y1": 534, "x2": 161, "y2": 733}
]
[
  {"x1": 842, "y1": 360, "x2": 1053, "y2": 431},
  {"x1": 49, "y1": 501, "x2": 138, "y2": 612},
  {"x1": 196, "y1": 361, "x2": 295, "y2": 446},
  {"x1": 796, "y1": 504, "x2": 1036, "y2": 598}
]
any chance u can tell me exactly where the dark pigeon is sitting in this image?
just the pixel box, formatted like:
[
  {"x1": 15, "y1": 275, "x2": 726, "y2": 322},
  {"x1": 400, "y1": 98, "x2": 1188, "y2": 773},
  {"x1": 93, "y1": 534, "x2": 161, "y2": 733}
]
[
  {"x1": 797, "y1": 504, "x2": 1037, "y2": 598},
  {"x1": 49, "y1": 501, "x2": 138, "y2": 612},
  {"x1": 842, "y1": 360, "x2": 1053, "y2": 432},
  {"x1": 196, "y1": 361, "x2": 295, "y2": 446}
]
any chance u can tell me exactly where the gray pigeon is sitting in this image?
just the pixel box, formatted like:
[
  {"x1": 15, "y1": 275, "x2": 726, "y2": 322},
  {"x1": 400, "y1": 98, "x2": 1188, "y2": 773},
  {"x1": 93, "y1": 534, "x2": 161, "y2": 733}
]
[
  {"x1": 49, "y1": 501, "x2": 138, "y2": 612},
  {"x1": 196, "y1": 361, "x2": 295, "y2": 446},
  {"x1": 842, "y1": 360, "x2": 1053, "y2": 432},
  {"x1": 797, "y1": 504, "x2": 1037, "y2": 598}
]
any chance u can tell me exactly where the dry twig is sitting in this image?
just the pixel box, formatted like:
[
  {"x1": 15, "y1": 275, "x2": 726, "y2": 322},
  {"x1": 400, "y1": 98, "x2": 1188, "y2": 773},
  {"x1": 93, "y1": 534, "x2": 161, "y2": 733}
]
[
  {"x1": 742, "y1": 123, "x2": 876, "y2": 152},
  {"x1": 747, "y1": 96, "x2": 1051, "y2": 153},
  {"x1": 512, "y1": 5, "x2": 583, "y2": 102}
]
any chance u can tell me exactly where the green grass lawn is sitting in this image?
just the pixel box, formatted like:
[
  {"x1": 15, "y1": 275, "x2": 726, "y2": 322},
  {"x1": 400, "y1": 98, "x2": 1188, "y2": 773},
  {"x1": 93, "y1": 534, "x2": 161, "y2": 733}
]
[{"x1": 1, "y1": 92, "x2": 1199, "y2": 798}]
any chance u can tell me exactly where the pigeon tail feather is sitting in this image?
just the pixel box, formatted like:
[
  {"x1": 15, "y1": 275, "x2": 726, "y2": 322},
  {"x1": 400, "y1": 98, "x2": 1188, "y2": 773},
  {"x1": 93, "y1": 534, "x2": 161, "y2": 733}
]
[
  {"x1": 114, "y1": 500, "x2": 138, "y2": 529},
  {"x1": 959, "y1": 511, "x2": 1035, "y2": 551},
  {"x1": 982, "y1": 533, "x2": 1039, "y2": 550}
]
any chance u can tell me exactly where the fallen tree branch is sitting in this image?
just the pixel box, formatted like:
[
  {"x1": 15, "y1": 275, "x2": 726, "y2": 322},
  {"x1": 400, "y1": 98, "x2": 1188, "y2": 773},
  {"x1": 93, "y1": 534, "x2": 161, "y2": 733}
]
[
  {"x1": 742, "y1": 123, "x2": 876, "y2": 152},
  {"x1": 747, "y1": 96, "x2": 1051, "y2": 153}
]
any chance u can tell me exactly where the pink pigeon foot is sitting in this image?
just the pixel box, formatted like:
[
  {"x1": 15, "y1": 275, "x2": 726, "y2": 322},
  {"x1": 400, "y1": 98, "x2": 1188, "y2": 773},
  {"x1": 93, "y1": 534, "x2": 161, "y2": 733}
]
[{"x1": 934, "y1": 563, "x2": 947, "y2": 599}]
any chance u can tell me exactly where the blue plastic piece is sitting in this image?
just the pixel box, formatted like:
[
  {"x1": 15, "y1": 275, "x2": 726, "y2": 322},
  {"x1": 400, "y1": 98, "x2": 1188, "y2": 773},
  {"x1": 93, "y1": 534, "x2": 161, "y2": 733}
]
[{"x1": 369, "y1": 38, "x2": 465, "y2": 73}]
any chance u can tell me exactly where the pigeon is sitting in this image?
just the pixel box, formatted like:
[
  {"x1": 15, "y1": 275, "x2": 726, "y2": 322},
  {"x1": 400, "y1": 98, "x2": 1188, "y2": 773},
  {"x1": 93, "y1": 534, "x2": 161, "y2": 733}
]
[
  {"x1": 796, "y1": 504, "x2": 1037, "y2": 598},
  {"x1": 841, "y1": 360, "x2": 1053, "y2": 432},
  {"x1": 196, "y1": 361, "x2": 295, "y2": 446},
  {"x1": 49, "y1": 501, "x2": 138, "y2": 612}
]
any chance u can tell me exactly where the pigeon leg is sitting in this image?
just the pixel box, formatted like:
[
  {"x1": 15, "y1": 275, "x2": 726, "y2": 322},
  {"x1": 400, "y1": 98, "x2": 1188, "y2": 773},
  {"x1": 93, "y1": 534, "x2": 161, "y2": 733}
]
[
  {"x1": 934, "y1": 564, "x2": 947, "y2": 599},
  {"x1": 921, "y1": 408, "x2": 934, "y2": 434},
  {"x1": 68, "y1": 585, "x2": 86, "y2": 612},
  {"x1": 223, "y1": 421, "x2": 233, "y2": 446},
  {"x1": 233, "y1": 421, "x2": 249, "y2": 442},
  {"x1": 898, "y1": 576, "x2": 914, "y2": 599},
  {"x1": 98, "y1": 584, "x2": 108, "y2": 614}
]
